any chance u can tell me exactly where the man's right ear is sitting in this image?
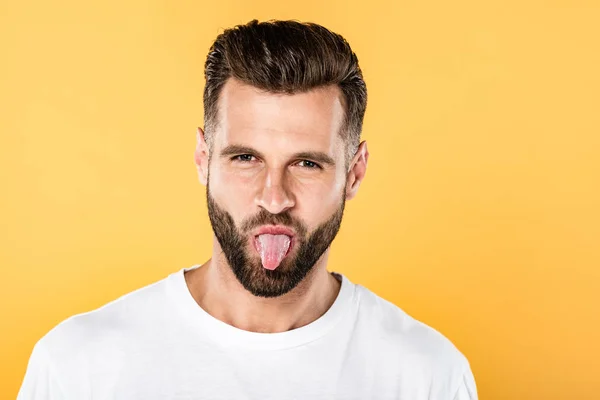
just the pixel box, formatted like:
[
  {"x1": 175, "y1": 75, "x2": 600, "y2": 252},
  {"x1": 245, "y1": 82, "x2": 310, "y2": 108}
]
[{"x1": 194, "y1": 127, "x2": 209, "y2": 186}]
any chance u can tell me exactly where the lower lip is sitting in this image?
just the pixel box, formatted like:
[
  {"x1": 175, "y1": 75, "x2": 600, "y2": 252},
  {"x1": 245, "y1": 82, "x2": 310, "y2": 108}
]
[{"x1": 253, "y1": 236, "x2": 295, "y2": 257}]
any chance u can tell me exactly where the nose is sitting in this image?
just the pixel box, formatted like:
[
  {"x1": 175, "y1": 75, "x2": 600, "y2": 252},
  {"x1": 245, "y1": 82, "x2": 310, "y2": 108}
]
[{"x1": 254, "y1": 168, "x2": 295, "y2": 214}]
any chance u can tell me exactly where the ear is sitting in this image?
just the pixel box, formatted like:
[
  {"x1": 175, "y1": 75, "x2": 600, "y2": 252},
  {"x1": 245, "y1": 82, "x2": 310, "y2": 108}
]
[
  {"x1": 194, "y1": 127, "x2": 210, "y2": 186},
  {"x1": 345, "y1": 141, "x2": 369, "y2": 201}
]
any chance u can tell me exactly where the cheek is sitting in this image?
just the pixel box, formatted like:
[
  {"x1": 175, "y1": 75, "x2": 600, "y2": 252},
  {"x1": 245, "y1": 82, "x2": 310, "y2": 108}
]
[
  {"x1": 296, "y1": 179, "x2": 345, "y2": 230},
  {"x1": 213, "y1": 161, "x2": 263, "y2": 189},
  {"x1": 208, "y1": 167, "x2": 256, "y2": 219}
]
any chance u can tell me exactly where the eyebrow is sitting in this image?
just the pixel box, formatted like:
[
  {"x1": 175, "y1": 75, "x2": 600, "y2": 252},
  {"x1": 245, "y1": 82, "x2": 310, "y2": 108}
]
[{"x1": 220, "y1": 145, "x2": 336, "y2": 166}]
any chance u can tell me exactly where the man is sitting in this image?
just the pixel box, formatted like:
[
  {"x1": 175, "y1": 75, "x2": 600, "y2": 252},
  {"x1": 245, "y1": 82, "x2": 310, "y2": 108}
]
[{"x1": 18, "y1": 19, "x2": 477, "y2": 399}]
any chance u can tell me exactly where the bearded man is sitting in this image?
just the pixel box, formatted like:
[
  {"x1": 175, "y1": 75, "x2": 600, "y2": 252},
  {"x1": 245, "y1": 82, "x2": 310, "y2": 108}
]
[{"x1": 18, "y1": 19, "x2": 478, "y2": 400}]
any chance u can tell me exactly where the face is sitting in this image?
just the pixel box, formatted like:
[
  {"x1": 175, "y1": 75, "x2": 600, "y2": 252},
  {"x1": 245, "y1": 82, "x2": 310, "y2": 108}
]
[{"x1": 195, "y1": 78, "x2": 368, "y2": 298}]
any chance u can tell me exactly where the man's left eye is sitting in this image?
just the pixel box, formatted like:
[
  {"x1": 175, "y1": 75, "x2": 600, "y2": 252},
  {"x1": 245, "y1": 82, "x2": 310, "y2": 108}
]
[{"x1": 297, "y1": 160, "x2": 321, "y2": 169}]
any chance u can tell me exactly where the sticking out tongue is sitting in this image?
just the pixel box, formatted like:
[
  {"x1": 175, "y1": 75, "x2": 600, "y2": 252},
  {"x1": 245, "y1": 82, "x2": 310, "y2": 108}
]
[{"x1": 256, "y1": 234, "x2": 291, "y2": 270}]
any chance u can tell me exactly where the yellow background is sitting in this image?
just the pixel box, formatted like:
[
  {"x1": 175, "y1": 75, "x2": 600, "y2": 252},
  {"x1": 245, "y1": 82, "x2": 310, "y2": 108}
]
[{"x1": 1, "y1": 0, "x2": 599, "y2": 398}]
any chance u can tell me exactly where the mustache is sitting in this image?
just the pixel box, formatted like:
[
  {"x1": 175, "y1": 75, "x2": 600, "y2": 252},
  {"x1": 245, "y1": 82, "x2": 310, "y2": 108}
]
[{"x1": 240, "y1": 208, "x2": 308, "y2": 237}]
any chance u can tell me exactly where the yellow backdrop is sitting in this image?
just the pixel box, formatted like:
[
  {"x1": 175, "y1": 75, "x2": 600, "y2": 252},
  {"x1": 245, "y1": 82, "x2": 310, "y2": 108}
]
[{"x1": 2, "y1": 1, "x2": 599, "y2": 398}]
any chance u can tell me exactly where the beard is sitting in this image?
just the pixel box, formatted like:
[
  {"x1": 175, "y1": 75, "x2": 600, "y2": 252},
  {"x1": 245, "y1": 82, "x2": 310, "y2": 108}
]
[{"x1": 206, "y1": 181, "x2": 346, "y2": 298}]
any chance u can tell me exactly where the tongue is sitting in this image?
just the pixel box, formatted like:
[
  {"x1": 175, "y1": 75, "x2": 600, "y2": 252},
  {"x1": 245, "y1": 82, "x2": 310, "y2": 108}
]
[{"x1": 257, "y1": 234, "x2": 291, "y2": 270}]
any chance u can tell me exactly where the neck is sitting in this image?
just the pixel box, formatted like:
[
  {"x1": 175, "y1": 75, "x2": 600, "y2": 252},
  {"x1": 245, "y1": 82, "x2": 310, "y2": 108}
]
[{"x1": 184, "y1": 239, "x2": 341, "y2": 333}]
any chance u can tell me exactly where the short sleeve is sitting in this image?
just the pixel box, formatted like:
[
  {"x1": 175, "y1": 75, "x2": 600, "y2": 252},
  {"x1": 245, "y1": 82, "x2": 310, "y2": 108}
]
[
  {"x1": 452, "y1": 365, "x2": 478, "y2": 400},
  {"x1": 17, "y1": 340, "x2": 65, "y2": 400}
]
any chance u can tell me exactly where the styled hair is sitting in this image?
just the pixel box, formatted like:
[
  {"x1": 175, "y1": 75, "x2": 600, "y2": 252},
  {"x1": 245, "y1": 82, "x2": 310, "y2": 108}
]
[{"x1": 203, "y1": 19, "x2": 367, "y2": 164}]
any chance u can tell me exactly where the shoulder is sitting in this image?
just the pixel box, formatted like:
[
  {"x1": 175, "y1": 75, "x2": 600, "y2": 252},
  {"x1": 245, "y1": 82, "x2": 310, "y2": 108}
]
[
  {"x1": 35, "y1": 274, "x2": 172, "y2": 367},
  {"x1": 355, "y1": 283, "x2": 467, "y2": 362},
  {"x1": 352, "y1": 283, "x2": 474, "y2": 394}
]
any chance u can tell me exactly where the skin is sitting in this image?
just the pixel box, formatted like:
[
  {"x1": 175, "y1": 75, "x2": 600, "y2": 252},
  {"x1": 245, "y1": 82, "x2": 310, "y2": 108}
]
[{"x1": 188, "y1": 77, "x2": 368, "y2": 333}]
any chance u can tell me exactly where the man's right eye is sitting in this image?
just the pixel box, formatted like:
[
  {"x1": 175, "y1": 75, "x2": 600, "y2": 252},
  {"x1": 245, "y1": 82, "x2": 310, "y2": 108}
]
[{"x1": 232, "y1": 154, "x2": 256, "y2": 162}]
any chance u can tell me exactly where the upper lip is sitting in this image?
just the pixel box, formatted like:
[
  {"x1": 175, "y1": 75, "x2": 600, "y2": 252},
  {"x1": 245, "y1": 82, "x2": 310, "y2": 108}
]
[{"x1": 254, "y1": 225, "x2": 295, "y2": 237}]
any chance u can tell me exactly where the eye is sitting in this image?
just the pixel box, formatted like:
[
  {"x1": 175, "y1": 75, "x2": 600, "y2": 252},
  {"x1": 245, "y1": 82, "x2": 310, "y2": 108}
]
[
  {"x1": 232, "y1": 154, "x2": 256, "y2": 162},
  {"x1": 296, "y1": 160, "x2": 322, "y2": 169}
]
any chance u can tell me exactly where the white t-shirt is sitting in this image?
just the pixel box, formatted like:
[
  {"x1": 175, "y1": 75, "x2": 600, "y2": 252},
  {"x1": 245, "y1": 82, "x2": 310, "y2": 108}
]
[{"x1": 18, "y1": 265, "x2": 478, "y2": 399}]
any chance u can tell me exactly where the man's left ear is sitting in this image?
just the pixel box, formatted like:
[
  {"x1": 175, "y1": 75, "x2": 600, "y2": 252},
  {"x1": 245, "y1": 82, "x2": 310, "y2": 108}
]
[{"x1": 345, "y1": 141, "x2": 369, "y2": 201}]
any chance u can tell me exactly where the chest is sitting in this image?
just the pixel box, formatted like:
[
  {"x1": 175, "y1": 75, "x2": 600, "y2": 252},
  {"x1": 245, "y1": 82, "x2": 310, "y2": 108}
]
[{"x1": 78, "y1": 337, "x2": 436, "y2": 400}]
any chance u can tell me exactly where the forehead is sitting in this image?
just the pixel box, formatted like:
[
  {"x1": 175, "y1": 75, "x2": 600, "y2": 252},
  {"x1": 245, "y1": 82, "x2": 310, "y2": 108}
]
[{"x1": 214, "y1": 78, "x2": 346, "y2": 152}]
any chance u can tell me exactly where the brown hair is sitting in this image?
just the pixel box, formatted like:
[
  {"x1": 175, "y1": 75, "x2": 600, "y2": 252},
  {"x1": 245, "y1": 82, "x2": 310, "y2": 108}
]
[{"x1": 203, "y1": 19, "x2": 367, "y2": 164}]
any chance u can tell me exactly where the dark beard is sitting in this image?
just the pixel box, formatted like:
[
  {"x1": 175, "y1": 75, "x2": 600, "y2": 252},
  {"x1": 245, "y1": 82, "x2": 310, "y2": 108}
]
[{"x1": 206, "y1": 181, "x2": 345, "y2": 298}]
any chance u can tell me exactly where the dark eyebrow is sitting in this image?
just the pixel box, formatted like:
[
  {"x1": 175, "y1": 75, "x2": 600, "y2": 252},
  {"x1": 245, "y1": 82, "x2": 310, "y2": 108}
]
[
  {"x1": 293, "y1": 151, "x2": 335, "y2": 166},
  {"x1": 220, "y1": 145, "x2": 265, "y2": 159},
  {"x1": 220, "y1": 145, "x2": 336, "y2": 167}
]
